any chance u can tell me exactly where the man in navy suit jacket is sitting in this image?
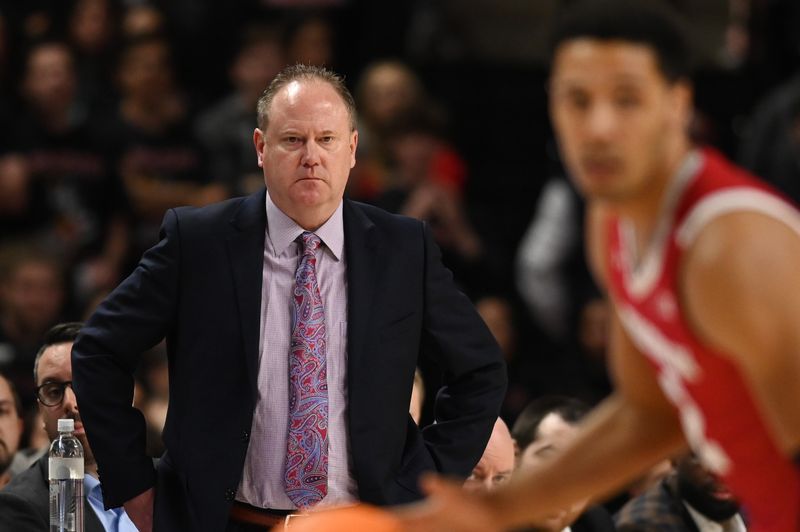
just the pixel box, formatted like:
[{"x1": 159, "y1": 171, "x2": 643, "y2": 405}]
[{"x1": 71, "y1": 64, "x2": 506, "y2": 531}]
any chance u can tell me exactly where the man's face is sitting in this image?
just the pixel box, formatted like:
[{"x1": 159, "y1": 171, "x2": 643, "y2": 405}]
[
  {"x1": 518, "y1": 413, "x2": 585, "y2": 531},
  {"x1": 549, "y1": 39, "x2": 690, "y2": 203},
  {"x1": 119, "y1": 41, "x2": 173, "y2": 100},
  {"x1": 0, "y1": 376, "x2": 23, "y2": 473},
  {"x1": 36, "y1": 342, "x2": 92, "y2": 458},
  {"x1": 23, "y1": 44, "x2": 76, "y2": 114},
  {"x1": 233, "y1": 41, "x2": 284, "y2": 101},
  {"x1": 2, "y1": 261, "x2": 64, "y2": 334},
  {"x1": 362, "y1": 64, "x2": 418, "y2": 126},
  {"x1": 677, "y1": 454, "x2": 740, "y2": 521},
  {"x1": 464, "y1": 419, "x2": 515, "y2": 492},
  {"x1": 254, "y1": 80, "x2": 357, "y2": 227}
]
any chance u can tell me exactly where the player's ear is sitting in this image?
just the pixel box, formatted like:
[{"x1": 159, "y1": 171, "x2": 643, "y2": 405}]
[{"x1": 669, "y1": 78, "x2": 693, "y2": 132}]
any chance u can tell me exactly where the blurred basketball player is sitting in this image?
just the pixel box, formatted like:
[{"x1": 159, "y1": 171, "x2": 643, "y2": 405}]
[{"x1": 398, "y1": 1, "x2": 800, "y2": 530}]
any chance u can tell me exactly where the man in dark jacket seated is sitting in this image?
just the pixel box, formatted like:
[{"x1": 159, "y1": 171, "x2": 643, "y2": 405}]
[{"x1": 0, "y1": 323, "x2": 137, "y2": 532}]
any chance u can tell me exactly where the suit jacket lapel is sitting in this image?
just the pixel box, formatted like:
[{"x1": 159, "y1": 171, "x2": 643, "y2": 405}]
[
  {"x1": 226, "y1": 190, "x2": 267, "y2": 400},
  {"x1": 343, "y1": 200, "x2": 380, "y2": 387}
]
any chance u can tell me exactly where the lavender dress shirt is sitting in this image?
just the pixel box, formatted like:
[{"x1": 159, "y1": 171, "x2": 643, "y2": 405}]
[{"x1": 236, "y1": 193, "x2": 357, "y2": 509}]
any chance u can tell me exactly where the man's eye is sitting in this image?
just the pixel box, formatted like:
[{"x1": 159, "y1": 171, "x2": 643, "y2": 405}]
[
  {"x1": 616, "y1": 96, "x2": 640, "y2": 108},
  {"x1": 285, "y1": 137, "x2": 300, "y2": 144},
  {"x1": 320, "y1": 136, "x2": 334, "y2": 143},
  {"x1": 564, "y1": 92, "x2": 590, "y2": 110},
  {"x1": 44, "y1": 386, "x2": 62, "y2": 400}
]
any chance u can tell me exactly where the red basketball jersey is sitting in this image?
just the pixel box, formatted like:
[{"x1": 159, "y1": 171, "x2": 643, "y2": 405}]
[{"x1": 606, "y1": 148, "x2": 800, "y2": 531}]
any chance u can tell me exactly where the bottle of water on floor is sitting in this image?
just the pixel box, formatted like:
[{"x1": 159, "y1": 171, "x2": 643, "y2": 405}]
[{"x1": 49, "y1": 418, "x2": 84, "y2": 532}]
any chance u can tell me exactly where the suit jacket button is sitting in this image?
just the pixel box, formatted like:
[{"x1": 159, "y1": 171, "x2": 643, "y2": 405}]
[
  {"x1": 241, "y1": 430, "x2": 250, "y2": 443},
  {"x1": 225, "y1": 488, "x2": 235, "y2": 501}
]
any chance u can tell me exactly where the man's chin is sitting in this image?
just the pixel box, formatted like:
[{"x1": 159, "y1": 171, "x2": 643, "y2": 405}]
[{"x1": 76, "y1": 434, "x2": 94, "y2": 458}]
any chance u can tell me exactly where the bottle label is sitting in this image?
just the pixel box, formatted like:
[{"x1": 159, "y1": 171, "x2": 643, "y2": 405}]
[{"x1": 49, "y1": 457, "x2": 84, "y2": 480}]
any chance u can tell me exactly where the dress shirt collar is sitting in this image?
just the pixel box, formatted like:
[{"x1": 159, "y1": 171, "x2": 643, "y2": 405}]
[
  {"x1": 684, "y1": 503, "x2": 747, "y2": 532},
  {"x1": 265, "y1": 192, "x2": 344, "y2": 261},
  {"x1": 84, "y1": 473, "x2": 103, "y2": 501}
]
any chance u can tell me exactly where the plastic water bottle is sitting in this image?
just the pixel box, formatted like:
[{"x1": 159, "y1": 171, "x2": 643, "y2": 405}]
[{"x1": 49, "y1": 418, "x2": 84, "y2": 532}]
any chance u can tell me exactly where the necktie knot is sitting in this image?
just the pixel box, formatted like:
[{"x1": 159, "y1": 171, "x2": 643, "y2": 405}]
[{"x1": 300, "y1": 231, "x2": 322, "y2": 255}]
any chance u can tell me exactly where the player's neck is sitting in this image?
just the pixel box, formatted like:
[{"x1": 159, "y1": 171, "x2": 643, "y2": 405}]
[{"x1": 612, "y1": 138, "x2": 692, "y2": 259}]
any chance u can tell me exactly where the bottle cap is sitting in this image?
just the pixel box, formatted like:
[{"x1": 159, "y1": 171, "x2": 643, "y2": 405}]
[{"x1": 57, "y1": 418, "x2": 74, "y2": 432}]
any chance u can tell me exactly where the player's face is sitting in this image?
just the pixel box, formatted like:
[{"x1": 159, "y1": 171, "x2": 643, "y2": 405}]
[
  {"x1": 549, "y1": 39, "x2": 690, "y2": 203},
  {"x1": 254, "y1": 80, "x2": 357, "y2": 228}
]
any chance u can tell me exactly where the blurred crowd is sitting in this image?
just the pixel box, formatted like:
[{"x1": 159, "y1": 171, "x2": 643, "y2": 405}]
[{"x1": 1, "y1": 0, "x2": 800, "y2": 509}]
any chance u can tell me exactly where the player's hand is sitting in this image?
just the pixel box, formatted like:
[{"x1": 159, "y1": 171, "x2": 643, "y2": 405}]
[{"x1": 394, "y1": 474, "x2": 505, "y2": 532}]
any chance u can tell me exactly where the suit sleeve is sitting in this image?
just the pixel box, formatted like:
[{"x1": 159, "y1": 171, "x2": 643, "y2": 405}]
[
  {"x1": 0, "y1": 492, "x2": 48, "y2": 532},
  {"x1": 418, "y1": 222, "x2": 507, "y2": 477},
  {"x1": 72, "y1": 209, "x2": 181, "y2": 508}
]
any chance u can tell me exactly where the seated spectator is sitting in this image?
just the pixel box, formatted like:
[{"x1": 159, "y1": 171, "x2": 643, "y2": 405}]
[
  {"x1": 0, "y1": 154, "x2": 38, "y2": 244},
  {"x1": 464, "y1": 418, "x2": 515, "y2": 492},
  {"x1": 284, "y1": 12, "x2": 336, "y2": 69},
  {"x1": 196, "y1": 24, "x2": 285, "y2": 196},
  {"x1": 615, "y1": 453, "x2": 746, "y2": 531},
  {"x1": 512, "y1": 396, "x2": 616, "y2": 532},
  {"x1": 0, "y1": 371, "x2": 23, "y2": 488},
  {"x1": 351, "y1": 60, "x2": 432, "y2": 200},
  {"x1": 16, "y1": 40, "x2": 130, "y2": 301},
  {"x1": 67, "y1": 0, "x2": 120, "y2": 114},
  {"x1": 120, "y1": 4, "x2": 166, "y2": 39},
  {"x1": 0, "y1": 246, "x2": 65, "y2": 410},
  {"x1": 375, "y1": 108, "x2": 486, "y2": 293},
  {"x1": 624, "y1": 459, "x2": 674, "y2": 500},
  {"x1": 0, "y1": 323, "x2": 137, "y2": 531},
  {"x1": 10, "y1": 407, "x2": 48, "y2": 479},
  {"x1": 108, "y1": 34, "x2": 226, "y2": 252}
]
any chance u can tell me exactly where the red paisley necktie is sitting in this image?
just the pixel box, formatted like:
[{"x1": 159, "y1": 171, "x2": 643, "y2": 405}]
[{"x1": 284, "y1": 231, "x2": 329, "y2": 508}]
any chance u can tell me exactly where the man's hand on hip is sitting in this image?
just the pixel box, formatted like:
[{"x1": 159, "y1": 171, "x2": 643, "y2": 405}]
[{"x1": 123, "y1": 487, "x2": 155, "y2": 532}]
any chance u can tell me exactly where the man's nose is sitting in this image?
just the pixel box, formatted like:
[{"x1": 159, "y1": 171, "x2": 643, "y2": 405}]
[
  {"x1": 63, "y1": 385, "x2": 79, "y2": 414},
  {"x1": 302, "y1": 140, "x2": 321, "y2": 166},
  {"x1": 586, "y1": 102, "x2": 618, "y2": 139}
]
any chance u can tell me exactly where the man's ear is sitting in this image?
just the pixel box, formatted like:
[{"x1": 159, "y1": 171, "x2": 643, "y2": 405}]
[
  {"x1": 670, "y1": 79, "x2": 694, "y2": 132},
  {"x1": 253, "y1": 128, "x2": 266, "y2": 168},
  {"x1": 349, "y1": 130, "x2": 359, "y2": 169}
]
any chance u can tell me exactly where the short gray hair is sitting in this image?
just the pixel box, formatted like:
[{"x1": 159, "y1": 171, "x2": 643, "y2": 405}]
[{"x1": 256, "y1": 64, "x2": 357, "y2": 132}]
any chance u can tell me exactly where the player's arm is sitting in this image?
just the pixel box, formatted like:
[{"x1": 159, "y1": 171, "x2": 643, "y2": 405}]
[
  {"x1": 682, "y1": 210, "x2": 800, "y2": 455},
  {"x1": 399, "y1": 317, "x2": 687, "y2": 532},
  {"x1": 478, "y1": 314, "x2": 686, "y2": 529},
  {"x1": 477, "y1": 204, "x2": 686, "y2": 526},
  {"x1": 397, "y1": 205, "x2": 686, "y2": 532}
]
